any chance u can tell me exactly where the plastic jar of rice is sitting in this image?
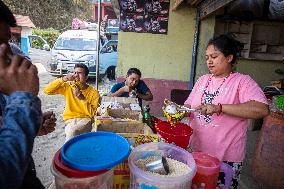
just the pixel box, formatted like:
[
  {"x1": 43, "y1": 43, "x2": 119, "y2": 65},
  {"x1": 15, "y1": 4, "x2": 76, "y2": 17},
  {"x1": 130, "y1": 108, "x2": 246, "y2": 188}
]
[{"x1": 128, "y1": 142, "x2": 196, "y2": 189}]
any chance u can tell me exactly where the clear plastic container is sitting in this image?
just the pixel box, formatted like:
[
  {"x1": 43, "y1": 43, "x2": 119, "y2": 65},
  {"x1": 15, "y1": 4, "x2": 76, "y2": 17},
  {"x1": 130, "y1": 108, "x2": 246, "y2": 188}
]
[
  {"x1": 51, "y1": 164, "x2": 113, "y2": 189},
  {"x1": 128, "y1": 142, "x2": 196, "y2": 189}
]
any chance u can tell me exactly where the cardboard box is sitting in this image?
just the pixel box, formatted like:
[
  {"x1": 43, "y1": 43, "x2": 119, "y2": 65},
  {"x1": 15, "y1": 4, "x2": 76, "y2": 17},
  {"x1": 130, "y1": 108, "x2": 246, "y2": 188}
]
[
  {"x1": 118, "y1": 133, "x2": 160, "y2": 147},
  {"x1": 113, "y1": 160, "x2": 130, "y2": 189},
  {"x1": 92, "y1": 115, "x2": 159, "y2": 189},
  {"x1": 92, "y1": 117, "x2": 146, "y2": 134},
  {"x1": 102, "y1": 96, "x2": 138, "y2": 104},
  {"x1": 107, "y1": 109, "x2": 143, "y2": 121},
  {"x1": 113, "y1": 134, "x2": 160, "y2": 189},
  {"x1": 100, "y1": 96, "x2": 143, "y2": 121}
]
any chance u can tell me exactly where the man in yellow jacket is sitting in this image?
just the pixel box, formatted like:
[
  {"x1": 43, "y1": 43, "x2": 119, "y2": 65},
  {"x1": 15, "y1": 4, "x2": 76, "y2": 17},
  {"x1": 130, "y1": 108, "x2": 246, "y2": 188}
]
[{"x1": 44, "y1": 64, "x2": 99, "y2": 141}]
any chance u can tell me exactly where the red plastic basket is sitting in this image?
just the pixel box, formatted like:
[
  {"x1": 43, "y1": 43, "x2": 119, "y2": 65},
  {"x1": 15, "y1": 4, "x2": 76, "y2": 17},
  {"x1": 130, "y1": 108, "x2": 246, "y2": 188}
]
[{"x1": 155, "y1": 121, "x2": 193, "y2": 149}]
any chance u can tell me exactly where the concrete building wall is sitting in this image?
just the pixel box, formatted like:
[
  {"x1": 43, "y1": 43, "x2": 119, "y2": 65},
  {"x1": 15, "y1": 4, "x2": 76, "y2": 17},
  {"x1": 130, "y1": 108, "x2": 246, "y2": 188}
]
[
  {"x1": 195, "y1": 18, "x2": 284, "y2": 88},
  {"x1": 236, "y1": 21, "x2": 284, "y2": 88},
  {"x1": 117, "y1": 2, "x2": 196, "y2": 115},
  {"x1": 117, "y1": 6, "x2": 196, "y2": 81},
  {"x1": 236, "y1": 60, "x2": 284, "y2": 88}
]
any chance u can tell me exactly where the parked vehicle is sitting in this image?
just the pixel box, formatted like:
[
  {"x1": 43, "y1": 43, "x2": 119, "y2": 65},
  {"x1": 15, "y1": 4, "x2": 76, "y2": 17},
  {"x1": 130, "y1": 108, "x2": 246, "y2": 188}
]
[
  {"x1": 48, "y1": 29, "x2": 118, "y2": 80},
  {"x1": 98, "y1": 40, "x2": 118, "y2": 80},
  {"x1": 28, "y1": 35, "x2": 51, "y2": 51},
  {"x1": 28, "y1": 35, "x2": 51, "y2": 66}
]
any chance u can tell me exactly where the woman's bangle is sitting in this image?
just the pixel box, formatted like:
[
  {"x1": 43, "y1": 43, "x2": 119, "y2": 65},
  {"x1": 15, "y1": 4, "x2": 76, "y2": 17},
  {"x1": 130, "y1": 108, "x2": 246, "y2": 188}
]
[{"x1": 217, "y1": 103, "x2": 222, "y2": 116}]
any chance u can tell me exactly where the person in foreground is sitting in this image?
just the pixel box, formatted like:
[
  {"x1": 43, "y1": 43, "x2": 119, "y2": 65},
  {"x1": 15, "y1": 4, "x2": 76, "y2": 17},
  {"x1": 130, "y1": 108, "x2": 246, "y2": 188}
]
[
  {"x1": 184, "y1": 34, "x2": 269, "y2": 188},
  {"x1": 110, "y1": 67, "x2": 153, "y2": 107},
  {"x1": 0, "y1": 1, "x2": 56, "y2": 188},
  {"x1": 0, "y1": 42, "x2": 42, "y2": 189},
  {"x1": 44, "y1": 64, "x2": 100, "y2": 141},
  {"x1": 0, "y1": 0, "x2": 56, "y2": 137}
]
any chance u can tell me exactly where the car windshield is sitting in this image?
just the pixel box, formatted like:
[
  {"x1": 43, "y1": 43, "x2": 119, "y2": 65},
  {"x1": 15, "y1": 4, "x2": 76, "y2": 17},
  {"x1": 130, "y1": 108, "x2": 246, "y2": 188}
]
[{"x1": 54, "y1": 38, "x2": 97, "y2": 51}]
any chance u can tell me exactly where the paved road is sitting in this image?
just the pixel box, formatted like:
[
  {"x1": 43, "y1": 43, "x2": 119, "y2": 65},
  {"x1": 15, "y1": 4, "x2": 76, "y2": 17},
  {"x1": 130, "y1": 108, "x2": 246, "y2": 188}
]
[
  {"x1": 31, "y1": 50, "x2": 68, "y2": 187},
  {"x1": 30, "y1": 47, "x2": 51, "y2": 73}
]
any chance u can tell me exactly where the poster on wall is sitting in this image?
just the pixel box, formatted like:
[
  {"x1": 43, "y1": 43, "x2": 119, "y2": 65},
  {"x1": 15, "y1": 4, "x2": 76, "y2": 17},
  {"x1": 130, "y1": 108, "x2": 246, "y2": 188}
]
[
  {"x1": 144, "y1": 14, "x2": 168, "y2": 34},
  {"x1": 120, "y1": 13, "x2": 144, "y2": 32},
  {"x1": 120, "y1": 0, "x2": 144, "y2": 13},
  {"x1": 145, "y1": 0, "x2": 169, "y2": 15},
  {"x1": 119, "y1": 0, "x2": 170, "y2": 34}
]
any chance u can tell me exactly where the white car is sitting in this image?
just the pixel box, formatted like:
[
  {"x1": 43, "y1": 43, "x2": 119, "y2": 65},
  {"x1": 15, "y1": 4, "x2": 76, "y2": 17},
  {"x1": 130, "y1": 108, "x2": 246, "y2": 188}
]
[{"x1": 48, "y1": 29, "x2": 118, "y2": 79}]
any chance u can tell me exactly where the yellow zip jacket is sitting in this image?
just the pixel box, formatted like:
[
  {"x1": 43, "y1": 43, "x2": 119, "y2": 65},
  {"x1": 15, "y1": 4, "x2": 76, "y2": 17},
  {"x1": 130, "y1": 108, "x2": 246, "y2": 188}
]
[{"x1": 44, "y1": 78, "x2": 99, "y2": 121}]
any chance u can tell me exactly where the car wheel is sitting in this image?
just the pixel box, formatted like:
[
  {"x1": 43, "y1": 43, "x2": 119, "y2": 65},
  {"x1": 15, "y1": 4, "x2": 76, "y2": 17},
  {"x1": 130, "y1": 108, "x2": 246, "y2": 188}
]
[{"x1": 106, "y1": 66, "x2": 116, "y2": 80}]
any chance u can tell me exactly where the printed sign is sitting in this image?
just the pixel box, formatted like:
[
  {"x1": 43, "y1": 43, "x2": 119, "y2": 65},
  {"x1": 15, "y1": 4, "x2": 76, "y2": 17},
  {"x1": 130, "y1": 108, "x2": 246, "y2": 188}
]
[{"x1": 119, "y1": 0, "x2": 170, "y2": 34}]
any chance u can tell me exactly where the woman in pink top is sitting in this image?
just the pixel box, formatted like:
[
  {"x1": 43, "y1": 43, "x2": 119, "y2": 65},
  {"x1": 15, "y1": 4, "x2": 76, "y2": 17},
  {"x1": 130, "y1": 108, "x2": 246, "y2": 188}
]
[{"x1": 184, "y1": 34, "x2": 269, "y2": 188}]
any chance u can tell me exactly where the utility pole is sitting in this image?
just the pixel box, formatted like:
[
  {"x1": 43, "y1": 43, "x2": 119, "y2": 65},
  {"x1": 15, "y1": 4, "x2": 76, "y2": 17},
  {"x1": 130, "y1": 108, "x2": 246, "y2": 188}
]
[{"x1": 95, "y1": 0, "x2": 101, "y2": 90}]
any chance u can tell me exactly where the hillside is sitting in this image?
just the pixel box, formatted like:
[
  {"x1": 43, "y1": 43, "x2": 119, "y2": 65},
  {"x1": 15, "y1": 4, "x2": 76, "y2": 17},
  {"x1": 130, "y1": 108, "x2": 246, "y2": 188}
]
[{"x1": 3, "y1": 0, "x2": 93, "y2": 30}]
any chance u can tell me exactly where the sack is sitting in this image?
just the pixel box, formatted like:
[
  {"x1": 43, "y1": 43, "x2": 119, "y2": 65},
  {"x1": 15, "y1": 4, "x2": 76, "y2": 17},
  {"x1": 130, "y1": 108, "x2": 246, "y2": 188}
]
[{"x1": 252, "y1": 113, "x2": 284, "y2": 188}]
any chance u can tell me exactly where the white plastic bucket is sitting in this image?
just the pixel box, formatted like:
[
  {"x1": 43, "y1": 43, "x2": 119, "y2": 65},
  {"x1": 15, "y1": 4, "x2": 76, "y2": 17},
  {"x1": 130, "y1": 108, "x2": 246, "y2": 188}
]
[{"x1": 129, "y1": 142, "x2": 196, "y2": 189}]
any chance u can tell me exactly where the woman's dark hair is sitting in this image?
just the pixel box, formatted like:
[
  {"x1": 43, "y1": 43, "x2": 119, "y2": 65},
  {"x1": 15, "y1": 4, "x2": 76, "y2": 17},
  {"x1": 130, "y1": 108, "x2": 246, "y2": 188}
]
[
  {"x1": 75, "y1": 63, "x2": 89, "y2": 76},
  {"x1": 127, "y1": 68, "x2": 141, "y2": 77},
  {"x1": 207, "y1": 33, "x2": 244, "y2": 64}
]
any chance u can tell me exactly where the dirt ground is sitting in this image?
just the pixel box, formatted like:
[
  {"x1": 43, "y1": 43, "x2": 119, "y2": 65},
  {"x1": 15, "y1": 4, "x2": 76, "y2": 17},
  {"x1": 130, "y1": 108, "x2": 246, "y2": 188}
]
[
  {"x1": 33, "y1": 73, "x2": 66, "y2": 187},
  {"x1": 32, "y1": 72, "x2": 115, "y2": 187}
]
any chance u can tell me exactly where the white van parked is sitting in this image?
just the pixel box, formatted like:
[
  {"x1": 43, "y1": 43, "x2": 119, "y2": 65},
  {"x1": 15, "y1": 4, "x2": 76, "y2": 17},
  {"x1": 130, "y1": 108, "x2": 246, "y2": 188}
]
[
  {"x1": 49, "y1": 29, "x2": 118, "y2": 79},
  {"x1": 49, "y1": 29, "x2": 99, "y2": 78}
]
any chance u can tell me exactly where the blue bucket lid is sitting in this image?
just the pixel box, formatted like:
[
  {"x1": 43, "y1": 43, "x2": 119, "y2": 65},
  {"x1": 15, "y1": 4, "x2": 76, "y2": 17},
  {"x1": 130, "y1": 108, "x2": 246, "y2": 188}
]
[{"x1": 61, "y1": 132, "x2": 130, "y2": 171}]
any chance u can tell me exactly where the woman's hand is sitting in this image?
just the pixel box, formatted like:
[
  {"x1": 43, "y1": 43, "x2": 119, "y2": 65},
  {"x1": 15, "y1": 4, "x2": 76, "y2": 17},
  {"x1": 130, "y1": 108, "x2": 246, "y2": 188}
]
[
  {"x1": 196, "y1": 104, "x2": 221, "y2": 116},
  {"x1": 196, "y1": 101, "x2": 269, "y2": 119}
]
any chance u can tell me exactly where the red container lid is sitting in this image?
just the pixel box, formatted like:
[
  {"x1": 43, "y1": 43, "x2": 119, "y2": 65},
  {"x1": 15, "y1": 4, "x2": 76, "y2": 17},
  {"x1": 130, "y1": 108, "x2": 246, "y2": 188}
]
[
  {"x1": 53, "y1": 149, "x2": 107, "y2": 178},
  {"x1": 192, "y1": 152, "x2": 220, "y2": 175}
]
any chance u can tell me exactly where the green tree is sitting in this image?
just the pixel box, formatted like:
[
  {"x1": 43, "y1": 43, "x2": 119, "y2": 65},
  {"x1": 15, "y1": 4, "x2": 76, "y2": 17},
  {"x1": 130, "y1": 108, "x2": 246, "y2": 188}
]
[
  {"x1": 32, "y1": 28, "x2": 60, "y2": 48},
  {"x1": 3, "y1": 0, "x2": 93, "y2": 30}
]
